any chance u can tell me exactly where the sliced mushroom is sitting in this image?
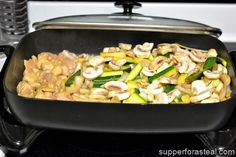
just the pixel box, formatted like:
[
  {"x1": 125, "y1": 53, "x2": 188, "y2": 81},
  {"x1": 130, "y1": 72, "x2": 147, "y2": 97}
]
[
  {"x1": 168, "y1": 89, "x2": 181, "y2": 103},
  {"x1": 103, "y1": 47, "x2": 120, "y2": 53},
  {"x1": 159, "y1": 77, "x2": 177, "y2": 84},
  {"x1": 177, "y1": 60, "x2": 188, "y2": 73},
  {"x1": 133, "y1": 42, "x2": 153, "y2": 58},
  {"x1": 192, "y1": 80, "x2": 207, "y2": 95},
  {"x1": 207, "y1": 49, "x2": 218, "y2": 57},
  {"x1": 142, "y1": 67, "x2": 156, "y2": 76},
  {"x1": 156, "y1": 43, "x2": 173, "y2": 55},
  {"x1": 103, "y1": 47, "x2": 110, "y2": 53},
  {"x1": 148, "y1": 80, "x2": 160, "y2": 89},
  {"x1": 108, "y1": 61, "x2": 120, "y2": 70},
  {"x1": 220, "y1": 73, "x2": 231, "y2": 86},
  {"x1": 203, "y1": 70, "x2": 221, "y2": 79},
  {"x1": 215, "y1": 81, "x2": 224, "y2": 93},
  {"x1": 113, "y1": 59, "x2": 127, "y2": 66},
  {"x1": 189, "y1": 50, "x2": 207, "y2": 63},
  {"x1": 154, "y1": 93, "x2": 169, "y2": 104},
  {"x1": 104, "y1": 81, "x2": 128, "y2": 92},
  {"x1": 88, "y1": 56, "x2": 104, "y2": 67},
  {"x1": 217, "y1": 64, "x2": 228, "y2": 74},
  {"x1": 152, "y1": 87, "x2": 164, "y2": 95},
  {"x1": 75, "y1": 76, "x2": 84, "y2": 88},
  {"x1": 176, "y1": 85, "x2": 192, "y2": 95},
  {"x1": 115, "y1": 91, "x2": 130, "y2": 101},
  {"x1": 190, "y1": 90, "x2": 211, "y2": 102},
  {"x1": 118, "y1": 43, "x2": 132, "y2": 50},
  {"x1": 82, "y1": 65, "x2": 103, "y2": 79},
  {"x1": 91, "y1": 88, "x2": 108, "y2": 96},
  {"x1": 149, "y1": 56, "x2": 168, "y2": 71},
  {"x1": 156, "y1": 62, "x2": 170, "y2": 73}
]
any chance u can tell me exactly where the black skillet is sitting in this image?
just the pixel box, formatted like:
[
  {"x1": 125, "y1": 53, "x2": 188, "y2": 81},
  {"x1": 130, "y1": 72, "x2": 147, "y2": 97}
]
[{"x1": 2, "y1": 2, "x2": 236, "y2": 133}]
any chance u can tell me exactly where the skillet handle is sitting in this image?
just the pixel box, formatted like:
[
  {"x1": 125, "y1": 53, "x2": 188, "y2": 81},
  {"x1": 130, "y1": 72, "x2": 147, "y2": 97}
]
[
  {"x1": 0, "y1": 45, "x2": 14, "y2": 58},
  {"x1": 0, "y1": 45, "x2": 14, "y2": 73},
  {"x1": 229, "y1": 50, "x2": 236, "y2": 69},
  {"x1": 229, "y1": 51, "x2": 236, "y2": 68}
]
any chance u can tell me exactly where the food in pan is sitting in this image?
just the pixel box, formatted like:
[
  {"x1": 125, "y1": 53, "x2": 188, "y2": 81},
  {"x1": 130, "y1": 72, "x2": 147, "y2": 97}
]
[{"x1": 17, "y1": 42, "x2": 231, "y2": 104}]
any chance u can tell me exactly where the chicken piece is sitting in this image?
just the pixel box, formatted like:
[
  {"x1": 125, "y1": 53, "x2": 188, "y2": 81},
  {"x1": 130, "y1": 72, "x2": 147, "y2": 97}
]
[{"x1": 17, "y1": 81, "x2": 34, "y2": 98}]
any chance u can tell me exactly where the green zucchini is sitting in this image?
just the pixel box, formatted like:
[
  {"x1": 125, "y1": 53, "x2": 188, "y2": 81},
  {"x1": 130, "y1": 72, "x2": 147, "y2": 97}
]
[
  {"x1": 186, "y1": 57, "x2": 216, "y2": 82},
  {"x1": 217, "y1": 57, "x2": 227, "y2": 67},
  {"x1": 148, "y1": 66, "x2": 174, "y2": 82},
  {"x1": 186, "y1": 71, "x2": 203, "y2": 82},
  {"x1": 121, "y1": 65, "x2": 132, "y2": 72},
  {"x1": 93, "y1": 75, "x2": 121, "y2": 87},
  {"x1": 164, "y1": 52, "x2": 171, "y2": 58},
  {"x1": 100, "y1": 70, "x2": 123, "y2": 77},
  {"x1": 65, "y1": 70, "x2": 81, "y2": 87},
  {"x1": 125, "y1": 93, "x2": 147, "y2": 104},
  {"x1": 164, "y1": 84, "x2": 175, "y2": 93},
  {"x1": 125, "y1": 63, "x2": 142, "y2": 82},
  {"x1": 203, "y1": 57, "x2": 216, "y2": 71}
]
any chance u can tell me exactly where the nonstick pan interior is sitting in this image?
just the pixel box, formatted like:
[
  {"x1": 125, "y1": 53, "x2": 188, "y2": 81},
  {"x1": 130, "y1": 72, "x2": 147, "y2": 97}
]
[{"x1": 3, "y1": 29, "x2": 236, "y2": 133}]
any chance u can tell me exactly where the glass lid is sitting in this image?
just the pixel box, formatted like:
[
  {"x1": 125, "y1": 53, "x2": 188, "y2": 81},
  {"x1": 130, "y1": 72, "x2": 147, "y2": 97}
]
[{"x1": 33, "y1": 1, "x2": 222, "y2": 37}]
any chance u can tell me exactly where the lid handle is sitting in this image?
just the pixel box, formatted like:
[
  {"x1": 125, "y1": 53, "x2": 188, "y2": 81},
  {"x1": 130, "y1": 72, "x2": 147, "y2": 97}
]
[{"x1": 115, "y1": 1, "x2": 142, "y2": 14}]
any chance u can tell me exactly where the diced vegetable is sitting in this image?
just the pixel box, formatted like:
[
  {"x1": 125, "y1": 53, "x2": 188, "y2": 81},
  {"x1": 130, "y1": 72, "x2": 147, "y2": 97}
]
[
  {"x1": 100, "y1": 52, "x2": 126, "y2": 58},
  {"x1": 177, "y1": 73, "x2": 188, "y2": 85},
  {"x1": 100, "y1": 70, "x2": 123, "y2": 77},
  {"x1": 93, "y1": 75, "x2": 121, "y2": 87},
  {"x1": 125, "y1": 63, "x2": 143, "y2": 82},
  {"x1": 217, "y1": 57, "x2": 227, "y2": 67},
  {"x1": 164, "y1": 84, "x2": 175, "y2": 93},
  {"x1": 125, "y1": 93, "x2": 147, "y2": 104},
  {"x1": 65, "y1": 70, "x2": 81, "y2": 87},
  {"x1": 148, "y1": 66, "x2": 175, "y2": 82}
]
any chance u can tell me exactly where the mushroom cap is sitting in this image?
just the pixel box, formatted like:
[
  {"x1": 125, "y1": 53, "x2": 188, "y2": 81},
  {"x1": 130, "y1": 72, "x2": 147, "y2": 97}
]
[
  {"x1": 192, "y1": 80, "x2": 207, "y2": 95},
  {"x1": 189, "y1": 50, "x2": 206, "y2": 63},
  {"x1": 82, "y1": 65, "x2": 103, "y2": 79},
  {"x1": 155, "y1": 93, "x2": 169, "y2": 104},
  {"x1": 133, "y1": 42, "x2": 153, "y2": 58},
  {"x1": 203, "y1": 70, "x2": 221, "y2": 79},
  {"x1": 104, "y1": 81, "x2": 128, "y2": 92},
  {"x1": 89, "y1": 56, "x2": 104, "y2": 67},
  {"x1": 119, "y1": 43, "x2": 132, "y2": 50},
  {"x1": 142, "y1": 67, "x2": 156, "y2": 76},
  {"x1": 108, "y1": 61, "x2": 120, "y2": 70},
  {"x1": 91, "y1": 88, "x2": 108, "y2": 95},
  {"x1": 190, "y1": 91, "x2": 211, "y2": 102},
  {"x1": 115, "y1": 91, "x2": 130, "y2": 100},
  {"x1": 207, "y1": 49, "x2": 218, "y2": 57}
]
